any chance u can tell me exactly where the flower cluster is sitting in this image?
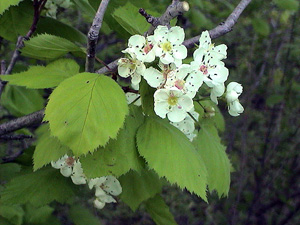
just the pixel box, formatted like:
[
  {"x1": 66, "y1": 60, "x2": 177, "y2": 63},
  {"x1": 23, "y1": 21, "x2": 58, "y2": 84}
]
[
  {"x1": 119, "y1": 26, "x2": 244, "y2": 140},
  {"x1": 51, "y1": 155, "x2": 122, "y2": 210}
]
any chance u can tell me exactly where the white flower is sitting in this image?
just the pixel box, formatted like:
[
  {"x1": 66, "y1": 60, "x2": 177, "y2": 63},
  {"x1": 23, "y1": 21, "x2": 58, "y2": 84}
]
[
  {"x1": 89, "y1": 176, "x2": 122, "y2": 210},
  {"x1": 118, "y1": 51, "x2": 146, "y2": 86},
  {"x1": 143, "y1": 61, "x2": 176, "y2": 88},
  {"x1": 154, "y1": 26, "x2": 187, "y2": 66},
  {"x1": 51, "y1": 154, "x2": 74, "y2": 177},
  {"x1": 154, "y1": 89, "x2": 193, "y2": 122},
  {"x1": 190, "y1": 49, "x2": 229, "y2": 88},
  {"x1": 198, "y1": 30, "x2": 227, "y2": 60},
  {"x1": 125, "y1": 92, "x2": 141, "y2": 106},
  {"x1": 70, "y1": 161, "x2": 86, "y2": 185},
  {"x1": 126, "y1": 35, "x2": 156, "y2": 63},
  {"x1": 226, "y1": 82, "x2": 244, "y2": 116}
]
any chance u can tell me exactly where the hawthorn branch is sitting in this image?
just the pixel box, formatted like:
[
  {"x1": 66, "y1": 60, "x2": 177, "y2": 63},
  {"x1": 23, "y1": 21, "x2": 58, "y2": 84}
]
[
  {"x1": 0, "y1": 134, "x2": 33, "y2": 141},
  {"x1": 139, "y1": 8, "x2": 158, "y2": 27},
  {"x1": 0, "y1": 0, "x2": 252, "y2": 135},
  {"x1": 183, "y1": 0, "x2": 252, "y2": 48},
  {"x1": 0, "y1": 110, "x2": 44, "y2": 136},
  {"x1": 85, "y1": 0, "x2": 110, "y2": 73}
]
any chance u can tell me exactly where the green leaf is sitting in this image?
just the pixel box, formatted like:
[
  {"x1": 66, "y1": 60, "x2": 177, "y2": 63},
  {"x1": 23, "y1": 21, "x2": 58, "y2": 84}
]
[
  {"x1": 1, "y1": 167, "x2": 75, "y2": 207},
  {"x1": 33, "y1": 124, "x2": 70, "y2": 171},
  {"x1": 0, "y1": 85, "x2": 44, "y2": 117},
  {"x1": 251, "y1": 18, "x2": 270, "y2": 36},
  {"x1": 37, "y1": 16, "x2": 87, "y2": 44},
  {"x1": 0, "y1": 0, "x2": 33, "y2": 42},
  {"x1": 0, "y1": 163, "x2": 21, "y2": 182},
  {"x1": 0, "y1": 59, "x2": 80, "y2": 89},
  {"x1": 119, "y1": 169, "x2": 162, "y2": 211},
  {"x1": 112, "y1": 2, "x2": 151, "y2": 35},
  {"x1": 81, "y1": 106, "x2": 143, "y2": 178},
  {"x1": 0, "y1": 0, "x2": 23, "y2": 15},
  {"x1": 0, "y1": 205, "x2": 24, "y2": 225},
  {"x1": 24, "y1": 204, "x2": 54, "y2": 224},
  {"x1": 195, "y1": 100, "x2": 225, "y2": 132},
  {"x1": 274, "y1": 0, "x2": 299, "y2": 11},
  {"x1": 21, "y1": 34, "x2": 84, "y2": 60},
  {"x1": 72, "y1": 0, "x2": 96, "y2": 22},
  {"x1": 140, "y1": 79, "x2": 156, "y2": 116},
  {"x1": 145, "y1": 194, "x2": 177, "y2": 225},
  {"x1": 137, "y1": 117, "x2": 208, "y2": 201},
  {"x1": 44, "y1": 72, "x2": 128, "y2": 156},
  {"x1": 69, "y1": 205, "x2": 102, "y2": 225},
  {"x1": 193, "y1": 124, "x2": 231, "y2": 197}
]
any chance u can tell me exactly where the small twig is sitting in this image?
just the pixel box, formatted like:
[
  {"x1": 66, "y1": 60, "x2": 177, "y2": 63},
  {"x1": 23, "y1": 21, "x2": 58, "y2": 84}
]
[
  {"x1": 0, "y1": 60, "x2": 5, "y2": 74},
  {"x1": 5, "y1": 0, "x2": 46, "y2": 75},
  {"x1": 85, "y1": 0, "x2": 110, "y2": 73},
  {"x1": 183, "y1": 0, "x2": 252, "y2": 48},
  {"x1": 139, "y1": 8, "x2": 158, "y2": 26},
  {"x1": 0, "y1": 134, "x2": 33, "y2": 141},
  {"x1": 95, "y1": 56, "x2": 112, "y2": 72},
  {"x1": 0, "y1": 109, "x2": 44, "y2": 136}
]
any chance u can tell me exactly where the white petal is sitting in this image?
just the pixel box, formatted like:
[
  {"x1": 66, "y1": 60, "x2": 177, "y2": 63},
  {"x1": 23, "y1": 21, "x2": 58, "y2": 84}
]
[
  {"x1": 154, "y1": 89, "x2": 170, "y2": 101},
  {"x1": 154, "y1": 25, "x2": 169, "y2": 43},
  {"x1": 178, "y1": 95, "x2": 193, "y2": 111},
  {"x1": 51, "y1": 156, "x2": 67, "y2": 169},
  {"x1": 88, "y1": 177, "x2": 106, "y2": 189},
  {"x1": 71, "y1": 175, "x2": 86, "y2": 185},
  {"x1": 167, "y1": 106, "x2": 187, "y2": 122},
  {"x1": 118, "y1": 65, "x2": 131, "y2": 78},
  {"x1": 94, "y1": 198, "x2": 105, "y2": 209},
  {"x1": 128, "y1": 35, "x2": 145, "y2": 48},
  {"x1": 154, "y1": 101, "x2": 169, "y2": 119},
  {"x1": 160, "y1": 52, "x2": 174, "y2": 64},
  {"x1": 228, "y1": 100, "x2": 244, "y2": 116},
  {"x1": 193, "y1": 48, "x2": 205, "y2": 62},
  {"x1": 60, "y1": 166, "x2": 72, "y2": 177},
  {"x1": 144, "y1": 67, "x2": 165, "y2": 88},
  {"x1": 168, "y1": 26, "x2": 185, "y2": 44},
  {"x1": 199, "y1": 30, "x2": 211, "y2": 49},
  {"x1": 212, "y1": 44, "x2": 227, "y2": 60},
  {"x1": 102, "y1": 175, "x2": 122, "y2": 196},
  {"x1": 173, "y1": 45, "x2": 187, "y2": 60},
  {"x1": 131, "y1": 73, "x2": 141, "y2": 85}
]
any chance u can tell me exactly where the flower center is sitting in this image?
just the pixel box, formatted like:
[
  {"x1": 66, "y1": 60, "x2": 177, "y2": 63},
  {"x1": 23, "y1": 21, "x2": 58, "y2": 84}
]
[
  {"x1": 161, "y1": 41, "x2": 172, "y2": 52},
  {"x1": 199, "y1": 65, "x2": 208, "y2": 75},
  {"x1": 168, "y1": 94, "x2": 179, "y2": 106},
  {"x1": 175, "y1": 80, "x2": 185, "y2": 90},
  {"x1": 65, "y1": 157, "x2": 75, "y2": 166},
  {"x1": 143, "y1": 43, "x2": 153, "y2": 54}
]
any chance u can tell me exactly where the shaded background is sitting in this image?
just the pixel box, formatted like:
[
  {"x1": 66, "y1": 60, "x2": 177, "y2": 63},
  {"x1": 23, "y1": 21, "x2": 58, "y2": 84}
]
[{"x1": 0, "y1": 0, "x2": 299, "y2": 224}]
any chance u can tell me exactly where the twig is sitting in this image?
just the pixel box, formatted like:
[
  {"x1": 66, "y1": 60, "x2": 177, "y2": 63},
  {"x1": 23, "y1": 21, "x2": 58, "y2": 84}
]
[
  {"x1": 145, "y1": 1, "x2": 189, "y2": 36},
  {"x1": 139, "y1": 8, "x2": 158, "y2": 26},
  {"x1": 95, "y1": 0, "x2": 251, "y2": 75},
  {"x1": 0, "y1": 110, "x2": 44, "y2": 136},
  {"x1": 0, "y1": 134, "x2": 33, "y2": 141},
  {"x1": 0, "y1": 60, "x2": 5, "y2": 74},
  {"x1": 183, "y1": 0, "x2": 252, "y2": 48},
  {"x1": 5, "y1": 0, "x2": 47, "y2": 75},
  {"x1": 85, "y1": 0, "x2": 110, "y2": 73}
]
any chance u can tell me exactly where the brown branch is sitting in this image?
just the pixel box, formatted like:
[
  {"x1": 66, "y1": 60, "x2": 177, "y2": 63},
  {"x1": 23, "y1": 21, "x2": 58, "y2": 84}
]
[
  {"x1": 139, "y1": 8, "x2": 158, "y2": 26},
  {"x1": 183, "y1": 0, "x2": 252, "y2": 48},
  {"x1": 0, "y1": 110, "x2": 44, "y2": 136},
  {"x1": 85, "y1": 0, "x2": 110, "y2": 73},
  {"x1": 0, "y1": 134, "x2": 33, "y2": 141}
]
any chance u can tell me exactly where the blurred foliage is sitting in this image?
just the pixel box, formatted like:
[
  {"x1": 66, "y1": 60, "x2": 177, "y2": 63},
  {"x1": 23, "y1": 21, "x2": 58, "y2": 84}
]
[{"x1": 0, "y1": 0, "x2": 299, "y2": 224}]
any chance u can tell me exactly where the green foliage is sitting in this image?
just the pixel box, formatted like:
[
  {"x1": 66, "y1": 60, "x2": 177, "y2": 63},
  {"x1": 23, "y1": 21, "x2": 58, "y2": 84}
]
[
  {"x1": 0, "y1": 59, "x2": 80, "y2": 89},
  {"x1": 0, "y1": 0, "x2": 32, "y2": 42},
  {"x1": 37, "y1": 17, "x2": 87, "y2": 44},
  {"x1": 145, "y1": 194, "x2": 177, "y2": 225},
  {"x1": 0, "y1": 167, "x2": 75, "y2": 207},
  {"x1": 81, "y1": 106, "x2": 143, "y2": 178},
  {"x1": 274, "y1": 0, "x2": 299, "y2": 11},
  {"x1": 0, "y1": 85, "x2": 44, "y2": 117},
  {"x1": 0, "y1": 0, "x2": 23, "y2": 15},
  {"x1": 0, "y1": 163, "x2": 21, "y2": 182},
  {"x1": 137, "y1": 117, "x2": 208, "y2": 202},
  {"x1": 24, "y1": 204, "x2": 54, "y2": 224},
  {"x1": 193, "y1": 124, "x2": 231, "y2": 197},
  {"x1": 44, "y1": 73, "x2": 128, "y2": 156},
  {"x1": 119, "y1": 169, "x2": 162, "y2": 211},
  {"x1": 69, "y1": 205, "x2": 101, "y2": 225},
  {"x1": 251, "y1": 18, "x2": 270, "y2": 36},
  {"x1": 33, "y1": 124, "x2": 70, "y2": 171},
  {"x1": 72, "y1": 0, "x2": 96, "y2": 22},
  {"x1": 21, "y1": 34, "x2": 84, "y2": 60},
  {"x1": 139, "y1": 79, "x2": 156, "y2": 116},
  {"x1": 112, "y1": 2, "x2": 151, "y2": 35},
  {"x1": 0, "y1": 205, "x2": 24, "y2": 225}
]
